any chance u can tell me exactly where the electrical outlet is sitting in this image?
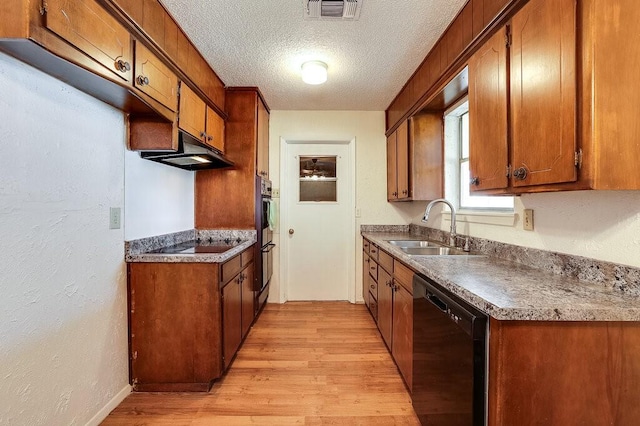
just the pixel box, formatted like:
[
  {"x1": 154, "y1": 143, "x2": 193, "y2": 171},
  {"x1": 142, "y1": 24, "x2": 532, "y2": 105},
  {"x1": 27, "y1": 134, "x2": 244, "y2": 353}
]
[
  {"x1": 272, "y1": 188, "x2": 280, "y2": 198},
  {"x1": 356, "y1": 208, "x2": 361, "y2": 218},
  {"x1": 523, "y1": 209, "x2": 534, "y2": 231},
  {"x1": 110, "y1": 207, "x2": 121, "y2": 230}
]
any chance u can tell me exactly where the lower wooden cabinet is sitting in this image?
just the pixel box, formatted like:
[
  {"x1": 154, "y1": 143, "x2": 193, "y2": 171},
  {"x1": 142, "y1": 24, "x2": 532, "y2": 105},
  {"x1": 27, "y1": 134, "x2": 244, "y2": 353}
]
[
  {"x1": 362, "y1": 238, "x2": 414, "y2": 391},
  {"x1": 128, "y1": 245, "x2": 256, "y2": 392}
]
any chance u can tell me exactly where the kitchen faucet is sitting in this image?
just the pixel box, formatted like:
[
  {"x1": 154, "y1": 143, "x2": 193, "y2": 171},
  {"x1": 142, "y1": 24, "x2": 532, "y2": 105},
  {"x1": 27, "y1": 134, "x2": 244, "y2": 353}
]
[{"x1": 422, "y1": 198, "x2": 457, "y2": 247}]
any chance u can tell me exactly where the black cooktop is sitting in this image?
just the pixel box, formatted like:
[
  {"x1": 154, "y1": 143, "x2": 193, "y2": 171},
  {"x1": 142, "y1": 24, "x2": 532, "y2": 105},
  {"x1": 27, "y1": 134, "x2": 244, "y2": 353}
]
[{"x1": 149, "y1": 239, "x2": 240, "y2": 255}]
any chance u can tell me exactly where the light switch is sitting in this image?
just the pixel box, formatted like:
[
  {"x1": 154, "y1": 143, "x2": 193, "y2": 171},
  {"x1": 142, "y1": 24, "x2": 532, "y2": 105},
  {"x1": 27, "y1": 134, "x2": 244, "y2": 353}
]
[{"x1": 110, "y1": 207, "x2": 121, "y2": 230}]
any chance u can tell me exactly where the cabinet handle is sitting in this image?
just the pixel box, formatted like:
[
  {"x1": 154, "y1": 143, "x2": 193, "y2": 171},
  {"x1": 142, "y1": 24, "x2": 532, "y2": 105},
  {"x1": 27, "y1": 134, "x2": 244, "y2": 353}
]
[
  {"x1": 370, "y1": 266, "x2": 376, "y2": 271},
  {"x1": 207, "y1": 135, "x2": 213, "y2": 142},
  {"x1": 370, "y1": 248, "x2": 377, "y2": 254},
  {"x1": 392, "y1": 191, "x2": 398, "y2": 197},
  {"x1": 513, "y1": 167, "x2": 528, "y2": 181},
  {"x1": 470, "y1": 177, "x2": 479, "y2": 186},
  {"x1": 136, "y1": 75, "x2": 150, "y2": 86},
  {"x1": 115, "y1": 59, "x2": 131, "y2": 72},
  {"x1": 402, "y1": 190, "x2": 408, "y2": 195},
  {"x1": 370, "y1": 284, "x2": 375, "y2": 289}
]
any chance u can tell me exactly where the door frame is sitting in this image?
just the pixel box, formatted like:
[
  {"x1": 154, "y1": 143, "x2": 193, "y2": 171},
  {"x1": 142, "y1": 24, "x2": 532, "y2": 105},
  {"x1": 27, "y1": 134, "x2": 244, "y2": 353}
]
[{"x1": 279, "y1": 137, "x2": 357, "y2": 303}]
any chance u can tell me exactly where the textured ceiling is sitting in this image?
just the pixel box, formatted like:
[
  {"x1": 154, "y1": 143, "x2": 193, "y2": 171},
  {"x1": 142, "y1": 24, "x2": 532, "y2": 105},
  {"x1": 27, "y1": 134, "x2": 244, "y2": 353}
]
[{"x1": 160, "y1": 0, "x2": 467, "y2": 110}]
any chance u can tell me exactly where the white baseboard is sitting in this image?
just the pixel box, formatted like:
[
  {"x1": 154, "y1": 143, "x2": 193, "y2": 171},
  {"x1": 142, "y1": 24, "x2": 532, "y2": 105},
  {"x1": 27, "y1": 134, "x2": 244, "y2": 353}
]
[{"x1": 85, "y1": 384, "x2": 131, "y2": 426}]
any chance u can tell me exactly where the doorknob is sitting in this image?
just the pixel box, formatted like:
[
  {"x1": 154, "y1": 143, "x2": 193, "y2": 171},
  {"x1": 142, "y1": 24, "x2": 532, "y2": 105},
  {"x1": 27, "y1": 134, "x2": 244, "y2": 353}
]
[{"x1": 289, "y1": 229, "x2": 295, "y2": 235}]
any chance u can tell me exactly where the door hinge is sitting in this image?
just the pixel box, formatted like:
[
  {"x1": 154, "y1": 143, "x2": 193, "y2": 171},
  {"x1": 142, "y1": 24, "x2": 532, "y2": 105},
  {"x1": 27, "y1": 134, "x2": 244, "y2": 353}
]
[
  {"x1": 506, "y1": 164, "x2": 512, "y2": 178},
  {"x1": 574, "y1": 149, "x2": 583, "y2": 169},
  {"x1": 132, "y1": 351, "x2": 138, "y2": 360},
  {"x1": 504, "y1": 26, "x2": 512, "y2": 47},
  {"x1": 40, "y1": 0, "x2": 48, "y2": 15}
]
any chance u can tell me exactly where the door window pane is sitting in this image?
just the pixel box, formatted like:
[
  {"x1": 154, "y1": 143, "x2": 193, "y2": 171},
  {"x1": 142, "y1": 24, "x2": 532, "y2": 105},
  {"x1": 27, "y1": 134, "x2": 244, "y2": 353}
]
[{"x1": 299, "y1": 156, "x2": 337, "y2": 202}]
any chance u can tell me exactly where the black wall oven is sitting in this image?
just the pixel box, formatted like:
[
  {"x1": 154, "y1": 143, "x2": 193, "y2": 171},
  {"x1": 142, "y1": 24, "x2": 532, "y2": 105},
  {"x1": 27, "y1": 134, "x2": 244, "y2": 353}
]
[{"x1": 256, "y1": 176, "x2": 274, "y2": 311}]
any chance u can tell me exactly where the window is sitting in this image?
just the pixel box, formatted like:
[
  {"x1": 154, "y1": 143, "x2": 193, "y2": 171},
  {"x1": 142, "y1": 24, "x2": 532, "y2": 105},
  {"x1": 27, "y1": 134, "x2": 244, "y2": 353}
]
[
  {"x1": 445, "y1": 100, "x2": 514, "y2": 211},
  {"x1": 299, "y1": 156, "x2": 337, "y2": 202}
]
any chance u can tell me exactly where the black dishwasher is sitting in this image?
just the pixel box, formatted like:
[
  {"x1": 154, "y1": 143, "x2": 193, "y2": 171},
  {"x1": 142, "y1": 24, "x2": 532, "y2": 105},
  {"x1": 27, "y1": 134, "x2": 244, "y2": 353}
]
[{"x1": 412, "y1": 273, "x2": 487, "y2": 426}]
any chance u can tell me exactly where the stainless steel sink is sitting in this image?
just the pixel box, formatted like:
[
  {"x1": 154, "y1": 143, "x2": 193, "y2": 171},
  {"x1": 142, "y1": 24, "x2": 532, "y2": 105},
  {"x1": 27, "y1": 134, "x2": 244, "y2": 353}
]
[
  {"x1": 387, "y1": 240, "x2": 443, "y2": 248},
  {"x1": 400, "y1": 247, "x2": 471, "y2": 256}
]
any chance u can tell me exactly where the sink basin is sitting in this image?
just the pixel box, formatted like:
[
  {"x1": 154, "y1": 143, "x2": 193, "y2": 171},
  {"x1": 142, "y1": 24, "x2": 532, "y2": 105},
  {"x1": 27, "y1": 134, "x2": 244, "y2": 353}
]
[
  {"x1": 401, "y1": 247, "x2": 470, "y2": 256},
  {"x1": 387, "y1": 240, "x2": 443, "y2": 248}
]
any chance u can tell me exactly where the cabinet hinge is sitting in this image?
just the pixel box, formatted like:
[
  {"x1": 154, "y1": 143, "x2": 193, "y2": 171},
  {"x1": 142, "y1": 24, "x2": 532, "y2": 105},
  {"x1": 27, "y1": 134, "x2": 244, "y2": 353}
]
[
  {"x1": 574, "y1": 149, "x2": 583, "y2": 169},
  {"x1": 506, "y1": 164, "x2": 512, "y2": 178},
  {"x1": 40, "y1": 0, "x2": 48, "y2": 15},
  {"x1": 504, "y1": 27, "x2": 512, "y2": 47}
]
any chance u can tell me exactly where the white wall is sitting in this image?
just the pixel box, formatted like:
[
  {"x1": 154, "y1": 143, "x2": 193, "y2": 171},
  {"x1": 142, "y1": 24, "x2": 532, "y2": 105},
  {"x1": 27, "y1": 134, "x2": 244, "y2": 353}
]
[
  {"x1": 415, "y1": 191, "x2": 640, "y2": 268},
  {"x1": 268, "y1": 110, "x2": 425, "y2": 303},
  {"x1": 0, "y1": 53, "x2": 130, "y2": 424},
  {"x1": 124, "y1": 151, "x2": 194, "y2": 240}
]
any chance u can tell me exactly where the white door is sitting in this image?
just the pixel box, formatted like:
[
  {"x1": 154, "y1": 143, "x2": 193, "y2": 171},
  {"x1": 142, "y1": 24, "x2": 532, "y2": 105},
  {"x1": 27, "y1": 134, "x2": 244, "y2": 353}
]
[{"x1": 283, "y1": 141, "x2": 354, "y2": 301}]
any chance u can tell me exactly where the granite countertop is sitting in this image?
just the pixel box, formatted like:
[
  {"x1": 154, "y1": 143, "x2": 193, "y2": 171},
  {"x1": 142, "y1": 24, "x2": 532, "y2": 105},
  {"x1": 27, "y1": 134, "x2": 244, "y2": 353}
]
[
  {"x1": 363, "y1": 232, "x2": 640, "y2": 322},
  {"x1": 126, "y1": 229, "x2": 257, "y2": 264}
]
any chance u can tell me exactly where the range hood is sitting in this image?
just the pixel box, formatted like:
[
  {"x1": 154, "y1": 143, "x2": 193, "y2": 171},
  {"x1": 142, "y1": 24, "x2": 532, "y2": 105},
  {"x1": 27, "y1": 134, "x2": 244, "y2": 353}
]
[{"x1": 139, "y1": 131, "x2": 234, "y2": 171}]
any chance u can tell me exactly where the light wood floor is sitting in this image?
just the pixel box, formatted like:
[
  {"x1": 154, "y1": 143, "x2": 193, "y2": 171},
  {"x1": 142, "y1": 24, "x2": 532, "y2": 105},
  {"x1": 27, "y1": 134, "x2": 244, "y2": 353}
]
[{"x1": 103, "y1": 302, "x2": 419, "y2": 425}]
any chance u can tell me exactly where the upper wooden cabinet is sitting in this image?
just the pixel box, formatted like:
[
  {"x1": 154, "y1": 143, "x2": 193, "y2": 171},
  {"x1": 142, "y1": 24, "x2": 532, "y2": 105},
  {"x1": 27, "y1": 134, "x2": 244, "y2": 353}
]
[
  {"x1": 134, "y1": 41, "x2": 178, "y2": 111},
  {"x1": 45, "y1": 0, "x2": 133, "y2": 83},
  {"x1": 178, "y1": 83, "x2": 225, "y2": 153},
  {"x1": 510, "y1": 0, "x2": 577, "y2": 188},
  {"x1": 256, "y1": 98, "x2": 270, "y2": 178},
  {"x1": 468, "y1": 0, "x2": 640, "y2": 193},
  {"x1": 468, "y1": 27, "x2": 509, "y2": 192},
  {"x1": 387, "y1": 115, "x2": 443, "y2": 202}
]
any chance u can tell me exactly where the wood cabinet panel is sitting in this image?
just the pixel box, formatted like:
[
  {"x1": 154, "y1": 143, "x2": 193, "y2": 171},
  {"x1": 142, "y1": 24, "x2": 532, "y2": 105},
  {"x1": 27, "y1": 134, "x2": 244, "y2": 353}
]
[
  {"x1": 472, "y1": 0, "x2": 485, "y2": 38},
  {"x1": 468, "y1": 27, "x2": 509, "y2": 191},
  {"x1": 112, "y1": 0, "x2": 143, "y2": 24},
  {"x1": 396, "y1": 120, "x2": 410, "y2": 199},
  {"x1": 510, "y1": 0, "x2": 577, "y2": 187},
  {"x1": 489, "y1": 319, "x2": 640, "y2": 425},
  {"x1": 256, "y1": 97, "x2": 270, "y2": 177},
  {"x1": 128, "y1": 263, "x2": 221, "y2": 392},
  {"x1": 363, "y1": 252, "x2": 371, "y2": 304},
  {"x1": 377, "y1": 268, "x2": 393, "y2": 350},
  {"x1": 205, "y1": 107, "x2": 225, "y2": 152},
  {"x1": 142, "y1": 0, "x2": 164, "y2": 47},
  {"x1": 163, "y1": 13, "x2": 178, "y2": 60},
  {"x1": 410, "y1": 113, "x2": 444, "y2": 201},
  {"x1": 447, "y1": 13, "x2": 464, "y2": 65},
  {"x1": 134, "y1": 41, "x2": 178, "y2": 111},
  {"x1": 386, "y1": 132, "x2": 398, "y2": 201},
  {"x1": 391, "y1": 280, "x2": 413, "y2": 391},
  {"x1": 393, "y1": 261, "x2": 414, "y2": 294},
  {"x1": 222, "y1": 275, "x2": 242, "y2": 370},
  {"x1": 461, "y1": 2, "x2": 474, "y2": 49},
  {"x1": 483, "y1": 0, "x2": 510, "y2": 26},
  {"x1": 45, "y1": 0, "x2": 133, "y2": 82},
  {"x1": 176, "y1": 29, "x2": 190, "y2": 72},
  {"x1": 178, "y1": 82, "x2": 206, "y2": 140},
  {"x1": 241, "y1": 266, "x2": 255, "y2": 338},
  {"x1": 378, "y1": 250, "x2": 394, "y2": 275}
]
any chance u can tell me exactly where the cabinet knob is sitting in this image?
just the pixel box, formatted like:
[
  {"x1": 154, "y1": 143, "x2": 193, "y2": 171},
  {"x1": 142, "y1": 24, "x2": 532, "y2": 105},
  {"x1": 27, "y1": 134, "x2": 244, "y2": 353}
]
[
  {"x1": 288, "y1": 228, "x2": 295, "y2": 235},
  {"x1": 392, "y1": 191, "x2": 398, "y2": 197},
  {"x1": 513, "y1": 167, "x2": 528, "y2": 181},
  {"x1": 207, "y1": 135, "x2": 213, "y2": 141},
  {"x1": 370, "y1": 266, "x2": 376, "y2": 271},
  {"x1": 115, "y1": 59, "x2": 131, "y2": 72},
  {"x1": 136, "y1": 75, "x2": 150, "y2": 86},
  {"x1": 470, "y1": 177, "x2": 480, "y2": 186},
  {"x1": 402, "y1": 190, "x2": 408, "y2": 195},
  {"x1": 370, "y1": 284, "x2": 375, "y2": 289}
]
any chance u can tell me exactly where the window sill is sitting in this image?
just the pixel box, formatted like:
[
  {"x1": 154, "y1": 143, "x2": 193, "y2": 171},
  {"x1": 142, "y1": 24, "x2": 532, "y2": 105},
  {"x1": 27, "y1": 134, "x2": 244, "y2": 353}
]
[{"x1": 443, "y1": 210, "x2": 516, "y2": 227}]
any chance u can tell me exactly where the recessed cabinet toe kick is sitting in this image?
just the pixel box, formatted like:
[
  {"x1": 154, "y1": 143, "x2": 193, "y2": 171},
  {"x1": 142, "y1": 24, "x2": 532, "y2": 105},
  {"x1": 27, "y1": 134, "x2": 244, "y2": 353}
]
[{"x1": 413, "y1": 273, "x2": 487, "y2": 426}]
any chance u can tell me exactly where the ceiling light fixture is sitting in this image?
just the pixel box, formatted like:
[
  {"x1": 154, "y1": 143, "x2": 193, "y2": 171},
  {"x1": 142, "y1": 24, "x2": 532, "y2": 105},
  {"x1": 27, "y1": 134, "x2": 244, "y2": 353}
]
[{"x1": 301, "y1": 61, "x2": 328, "y2": 85}]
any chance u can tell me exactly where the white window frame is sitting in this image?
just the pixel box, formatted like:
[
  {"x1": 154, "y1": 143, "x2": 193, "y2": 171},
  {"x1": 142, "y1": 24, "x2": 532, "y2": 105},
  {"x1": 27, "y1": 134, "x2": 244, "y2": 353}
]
[{"x1": 443, "y1": 97, "x2": 515, "y2": 227}]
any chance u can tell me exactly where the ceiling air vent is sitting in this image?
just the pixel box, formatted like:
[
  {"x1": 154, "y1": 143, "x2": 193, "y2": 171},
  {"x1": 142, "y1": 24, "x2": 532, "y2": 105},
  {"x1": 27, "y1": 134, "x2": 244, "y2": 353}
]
[{"x1": 304, "y1": 0, "x2": 363, "y2": 21}]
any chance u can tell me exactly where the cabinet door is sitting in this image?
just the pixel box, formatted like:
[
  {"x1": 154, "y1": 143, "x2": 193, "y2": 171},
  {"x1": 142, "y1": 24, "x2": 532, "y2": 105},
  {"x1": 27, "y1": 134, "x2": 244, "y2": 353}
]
[
  {"x1": 386, "y1": 132, "x2": 398, "y2": 200},
  {"x1": 363, "y1": 252, "x2": 371, "y2": 305},
  {"x1": 256, "y1": 98, "x2": 270, "y2": 177},
  {"x1": 178, "y1": 82, "x2": 206, "y2": 140},
  {"x1": 377, "y1": 268, "x2": 393, "y2": 349},
  {"x1": 468, "y1": 26, "x2": 509, "y2": 191},
  {"x1": 510, "y1": 0, "x2": 577, "y2": 187},
  {"x1": 392, "y1": 282, "x2": 413, "y2": 390},
  {"x1": 134, "y1": 42, "x2": 178, "y2": 111},
  {"x1": 222, "y1": 276, "x2": 242, "y2": 370},
  {"x1": 45, "y1": 0, "x2": 133, "y2": 82},
  {"x1": 241, "y1": 266, "x2": 255, "y2": 338},
  {"x1": 205, "y1": 107, "x2": 225, "y2": 153},
  {"x1": 396, "y1": 120, "x2": 410, "y2": 199}
]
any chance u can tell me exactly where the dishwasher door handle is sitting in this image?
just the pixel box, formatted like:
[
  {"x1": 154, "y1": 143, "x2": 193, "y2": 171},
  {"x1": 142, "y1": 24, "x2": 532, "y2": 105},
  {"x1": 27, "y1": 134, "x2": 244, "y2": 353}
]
[{"x1": 427, "y1": 292, "x2": 448, "y2": 313}]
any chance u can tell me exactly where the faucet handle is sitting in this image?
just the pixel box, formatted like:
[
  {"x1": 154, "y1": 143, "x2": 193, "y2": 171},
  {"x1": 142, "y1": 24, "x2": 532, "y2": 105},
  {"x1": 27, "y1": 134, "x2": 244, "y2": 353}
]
[{"x1": 454, "y1": 235, "x2": 471, "y2": 252}]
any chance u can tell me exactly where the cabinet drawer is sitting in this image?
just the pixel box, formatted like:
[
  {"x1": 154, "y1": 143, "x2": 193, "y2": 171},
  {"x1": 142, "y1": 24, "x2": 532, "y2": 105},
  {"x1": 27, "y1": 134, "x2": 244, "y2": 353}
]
[
  {"x1": 363, "y1": 239, "x2": 370, "y2": 254},
  {"x1": 368, "y1": 260, "x2": 378, "y2": 282},
  {"x1": 378, "y1": 250, "x2": 394, "y2": 274},
  {"x1": 45, "y1": 0, "x2": 133, "y2": 82},
  {"x1": 241, "y1": 247, "x2": 254, "y2": 266},
  {"x1": 221, "y1": 254, "x2": 242, "y2": 285},
  {"x1": 134, "y1": 42, "x2": 178, "y2": 111},
  {"x1": 369, "y1": 292, "x2": 378, "y2": 322},
  {"x1": 369, "y1": 244, "x2": 379, "y2": 261},
  {"x1": 368, "y1": 273, "x2": 378, "y2": 301},
  {"x1": 394, "y1": 260, "x2": 414, "y2": 294}
]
